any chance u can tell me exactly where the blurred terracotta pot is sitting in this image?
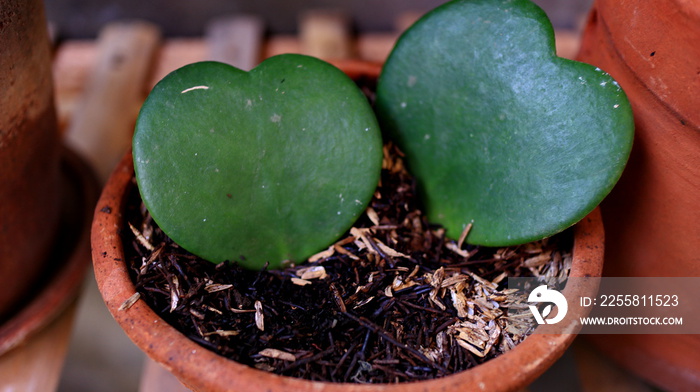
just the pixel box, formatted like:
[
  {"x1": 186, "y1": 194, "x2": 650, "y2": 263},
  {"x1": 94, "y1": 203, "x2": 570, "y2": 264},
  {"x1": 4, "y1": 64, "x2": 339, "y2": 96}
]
[
  {"x1": 0, "y1": 0, "x2": 64, "y2": 318},
  {"x1": 92, "y1": 60, "x2": 605, "y2": 392},
  {"x1": 0, "y1": 147, "x2": 97, "y2": 387},
  {"x1": 0, "y1": 0, "x2": 99, "y2": 388},
  {"x1": 577, "y1": 0, "x2": 700, "y2": 390}
]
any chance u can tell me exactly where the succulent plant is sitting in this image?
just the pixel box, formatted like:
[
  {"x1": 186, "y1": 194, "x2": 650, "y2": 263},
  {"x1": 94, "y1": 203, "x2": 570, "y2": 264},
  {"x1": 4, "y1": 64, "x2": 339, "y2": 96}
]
[{"x1": 133, "y1": 0, "x2": 634, "y2": 269}]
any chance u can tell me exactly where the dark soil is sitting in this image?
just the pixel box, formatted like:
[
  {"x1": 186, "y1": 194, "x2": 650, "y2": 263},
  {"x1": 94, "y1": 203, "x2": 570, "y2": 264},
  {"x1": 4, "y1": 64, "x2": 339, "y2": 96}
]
[{"x1": 121, "y1": 143, "x2": 573, "y2": 384}]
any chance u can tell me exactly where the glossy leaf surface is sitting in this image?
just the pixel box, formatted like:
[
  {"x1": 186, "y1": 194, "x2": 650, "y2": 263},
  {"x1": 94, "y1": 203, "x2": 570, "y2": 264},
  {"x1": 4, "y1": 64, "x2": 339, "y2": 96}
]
[
  {"x1": 376, "y1": 0, "x2": 633, "y2": 246},
  {"x1": 134, "y1": 55, "x2": 383, "y2": 267}
]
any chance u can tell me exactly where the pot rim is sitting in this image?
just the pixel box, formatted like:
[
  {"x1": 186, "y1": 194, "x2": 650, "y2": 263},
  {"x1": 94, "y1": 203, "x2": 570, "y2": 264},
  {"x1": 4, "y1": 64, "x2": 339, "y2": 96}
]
[
  {"x1": 93, "y1": 147, "x2": 604, "y2": 392},
  {"x1": 0, "y1": 146, "x2": 98, "y2": 355}
]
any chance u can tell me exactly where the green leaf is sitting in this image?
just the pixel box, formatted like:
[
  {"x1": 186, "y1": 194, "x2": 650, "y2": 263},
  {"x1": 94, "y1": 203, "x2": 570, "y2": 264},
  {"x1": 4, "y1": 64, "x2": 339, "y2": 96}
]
[
  {"x1": 133, "y1": 55, "x2": 383, "y2": 267},
  {"x1": 376, "y1": 0, "x2": 633, "y2": 246}
]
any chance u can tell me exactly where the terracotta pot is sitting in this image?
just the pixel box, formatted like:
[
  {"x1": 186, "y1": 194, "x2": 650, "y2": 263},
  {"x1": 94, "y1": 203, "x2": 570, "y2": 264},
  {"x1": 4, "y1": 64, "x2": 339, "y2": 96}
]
[
  {"x1": 576, "y1": 1, "x2": 700, "y2": 390},
  {"x1": 0, "y1": 0, "x2": 100, "y2": 386},
  {"x1": 0, "y1": 0, "x2": 63, "y2": 319},
  {"x1": 92, "y1": 60, "x2": 605, "y2": 392},
  {"x1": 0, "y1": 146, "x2": 98, "y2": 362}
]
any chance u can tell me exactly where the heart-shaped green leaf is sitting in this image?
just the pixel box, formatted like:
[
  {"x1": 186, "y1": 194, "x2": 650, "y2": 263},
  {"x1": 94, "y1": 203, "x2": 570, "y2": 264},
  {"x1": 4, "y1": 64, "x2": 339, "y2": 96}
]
[
  {"x1": 376, "y1": 0, "x2": 633, "y2": 246},
  {"x1": 133, "y1": 55, "x2": 383, "y2": 267}
]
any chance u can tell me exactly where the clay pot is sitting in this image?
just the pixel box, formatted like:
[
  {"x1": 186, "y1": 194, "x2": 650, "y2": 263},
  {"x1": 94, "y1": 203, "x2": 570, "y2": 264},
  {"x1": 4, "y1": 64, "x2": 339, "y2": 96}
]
[
  {"x1": 0, "y1": 0, "x2": 100, "y2": 385},
  {"x1": 576, "y1": 1, "x2": 700, "y2": 390},
  {"x1": 0, "y1": 146, "x2": 97, "y2": 359},
  {"x1": 92, "y1": 61, "x2": 605, "y2": 392},
  {"x1": 0, "y1": 0, "x2": 63, "y2": 319}
]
